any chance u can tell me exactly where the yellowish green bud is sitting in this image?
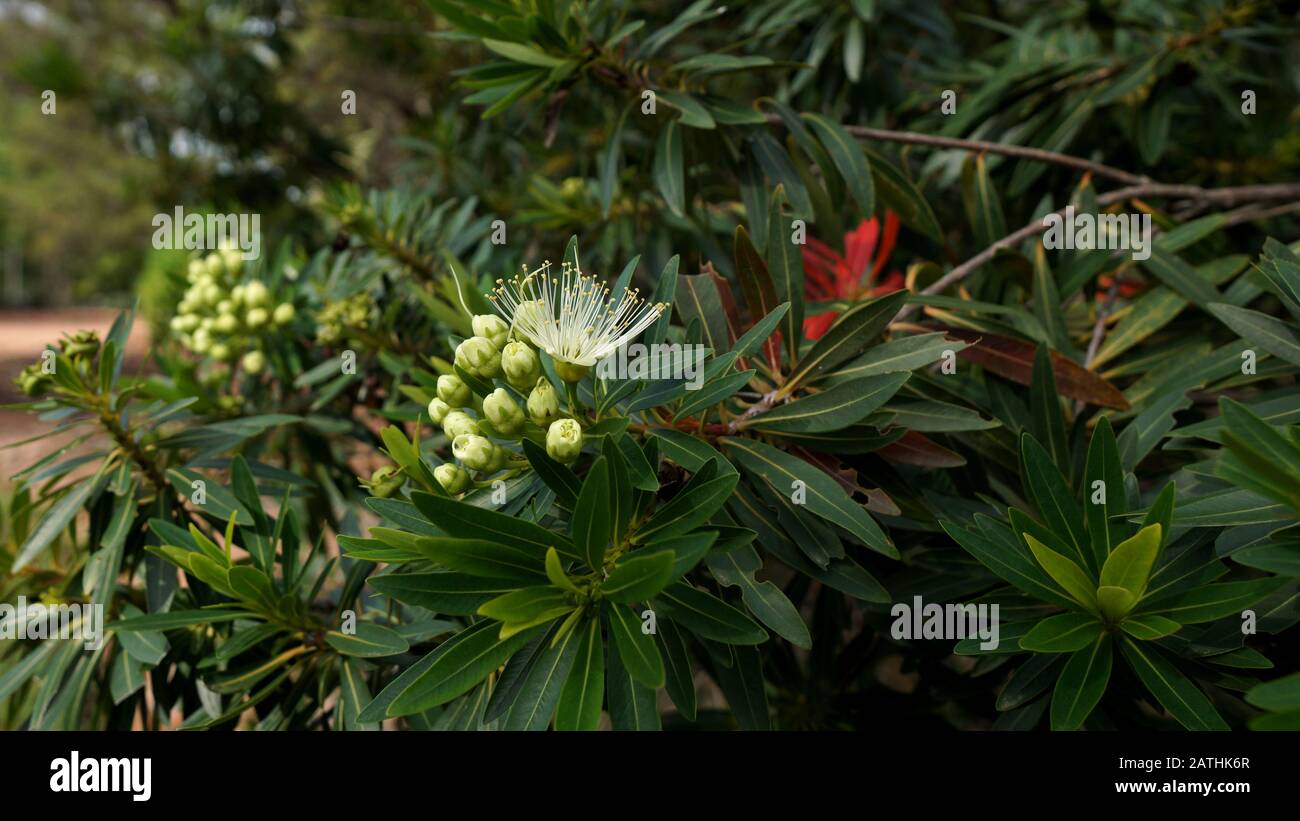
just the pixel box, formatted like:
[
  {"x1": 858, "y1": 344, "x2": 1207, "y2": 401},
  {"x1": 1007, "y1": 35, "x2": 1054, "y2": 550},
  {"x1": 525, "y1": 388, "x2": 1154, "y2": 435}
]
[{"x1": 546, "y1": 418, "x2": 583, "y2": 464}]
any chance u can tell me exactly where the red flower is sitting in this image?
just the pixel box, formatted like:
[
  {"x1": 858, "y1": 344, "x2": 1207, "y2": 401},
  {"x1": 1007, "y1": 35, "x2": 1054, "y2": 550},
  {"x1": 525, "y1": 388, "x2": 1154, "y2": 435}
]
[{"x1": 802, "y1": 212, "x2": 903, "y2": 339}]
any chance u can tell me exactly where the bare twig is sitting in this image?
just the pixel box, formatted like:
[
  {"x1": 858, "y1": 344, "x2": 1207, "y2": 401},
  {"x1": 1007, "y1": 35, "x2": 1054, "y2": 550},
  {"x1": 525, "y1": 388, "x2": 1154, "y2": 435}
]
[{"x1": 891, "y1": 182, "x2": 1300, "y2": 322}]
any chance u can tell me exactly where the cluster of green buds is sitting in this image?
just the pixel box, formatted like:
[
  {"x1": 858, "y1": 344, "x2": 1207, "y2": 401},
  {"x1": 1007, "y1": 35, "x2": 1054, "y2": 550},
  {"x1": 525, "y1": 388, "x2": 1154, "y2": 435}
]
[
  {"x1": 315, "y1": 292, "x2": 376, "y2": 347},
  {"x1": 13, "y1": 330, "x2": 102, "y2": 397},
  {"x1": 170, "y1": 248, "x2": 295, "y2": 374},
  {"x1": 424, "y1": 314, "x2": 586, "y2": 494}
]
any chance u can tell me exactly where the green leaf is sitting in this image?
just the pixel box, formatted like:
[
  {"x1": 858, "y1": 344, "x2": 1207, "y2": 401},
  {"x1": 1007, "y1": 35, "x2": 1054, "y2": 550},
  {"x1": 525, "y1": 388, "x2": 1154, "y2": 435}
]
[
  {"x1": 1119, "y1": 615, "x2": 1182, "y2": 641},
  {"x1": 1140, "y1": 482, "x2": 1176, "y2": 552},
  {"x1": 633, "y1": 468, "x2": 737, "y2": 545},
  {"x1": 864, "y1": 146, "x2": 942, "y2": 241},
  {"x1": 786, "y1": 290, "x2": 908, "y2": 389},
  {"x1": 1246, "y1": 671, "x2": 1300, "y2": 712},
  {"x1": 411, "y1": 491, "x2": 577, "y2": 560},
  {"x1": 655, "y1": 618, "x2": 697, "y2": 720},
  {"x1": 503, "y1": 624, "x2": 582, "y2": 730},
  {"x1": 1141, "y1": 578, "x2": 1288, "y2": 624},
  {"x1": 111, "y1": 610, "x2": 247, "y2": 632},
  {"x1": 478, "y1": 586, "x2": 576, "y2": 639},
  {"x1": 571, "y1": 457, "x2": 612, "y2": 571},
  {"x1": 1099, "y1": 524, "x2": 1161, "y2": 599},
  {"x1": 411, "y1": 536, "x2": 547, "y2": 583},
  {"x1": 803, "y1": 112, "x2": 874, "y2": 219},
  {"x1": 367, "y1": 572, "x2": 513, "y2": 615},
  {"x1": 960, "y1": 153, "x2": 1006, "y2": 248},
  {"x1": 325, "y1": 623, "x2": 410, "y2": 658},
  {"x1": 606, "y1": 626, "x2": 662, "y2": 730},
  {"x1": 1209, "y1": 302, "x2": 1300, "y2": 367},
  {"x1": 1138, "y1": 246, "x2": 1222, "y2": 308},
  {"x1": 1019, "y1": 613, "x2": 1103, "y2": 652},
  {"x1": 1050, "y1": 633, "x2": 1113, "y2": 730},
  {"x1": 706, "y1": 546, "x2": 811, "y2": 648},
  {"x1": 555, "y1": 617, "x2": 604, "y2": 730},
  {"x1": 710, "y1": 644, "x2": 771, "y2": 730},
  {"x1": 746, "y1": 373, "x2": 908, "y2": 433},
  {"x1": 603, "y1": 551, "x2": 675, "y2": 603},
  {"x1": 1022, "y1": 434, "x2": 1090, "y2": 570},
  {"x1": 673, "y1": 370, "x2": 756, "y2": 422},
  {"x1": 1083, "y1": 416, "x2": 1127, "y2": 569},
  {"x1": 997, "y1": 654, "x2": 1065, "y2": 712},
  {"x1": 766, "y1": 189, "x2": 805, "y2": 362},
  {"x1": 521, "y1": 438, "x2": 580, "y2": 508},
  {"x1": 658, "y1": 90, "x2": 716, "y2": 129},
  {"x1": 387, "y1": 621, "x2": 542, "y2": 718},
  {"x1": 1023, "y1": 533, "x2": 1098, "y2": 613},
  {"x1": 734, "y1": 224, "x2": 783, "y2": 367},
  {"x1": 13, "y1": 475, "x2": 102, "y2": 571},
  {"x1": 1027, "y1": 347, "x2": 1069, "y2": 475},
  {"x1": 653, "y1": 120, "x2": 685, "y2": 216},
  {"x1": 654, "y1": 582, "x2": 767, "y2": 645},
  {"x1": 1096, "y1": 585, "x2": 1138, "y2": 620},
  {"x1": 482, "y1": 38, "x2": 568, "y2": 68},
  {"x1": 607, "y1": 603, "x2": 665, "y2": 688},
  {"x1": 1119, "y1": 637, "x2": 1228, "y2": 730},
  {"x1": 722, "y1": 437, "x2": 896, "y2": 558}
]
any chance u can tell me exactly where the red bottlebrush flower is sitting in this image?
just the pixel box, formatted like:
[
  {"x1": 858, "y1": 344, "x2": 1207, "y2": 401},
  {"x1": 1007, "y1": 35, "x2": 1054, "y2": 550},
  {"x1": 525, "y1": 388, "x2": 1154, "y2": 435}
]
[{"x1": 802, "y1": 211, "x2": 903, "y2": 339}]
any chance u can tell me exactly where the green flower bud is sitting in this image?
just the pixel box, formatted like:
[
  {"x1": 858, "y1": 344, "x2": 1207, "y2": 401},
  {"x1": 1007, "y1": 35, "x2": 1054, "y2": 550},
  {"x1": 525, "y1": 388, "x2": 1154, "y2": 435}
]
[
  {"x1": 216, "y1": 299, "x2": 234, "y2": 315},
  {"x1": 427, "y1": 397, "x2": 451, "y2": 426},
  {"x1": 482, "y1": 388, "x2": 525, "y2": 435},
  {"x1": 272, "y1": 302, "x2": 295, "y2": 326},
  {"x1": 472, "y1": 314, "x2": 510, "y2": 349},
  {"x1": 221, "y1": 248, "x2": 244, "y2": 275},
  {"x1": 187, "y1": 259, "x2": 206, "y2": 281},
  {"x1": 209, "y1": 342, "x2": 232, "y2": 362},
  {"x1": 241, "y1": 350, "x2": 266, "y2": 374},
  {"x1": 527, "y1": 379, "x2": 560, "y2": 426},
  {"x1": 214, "y1": 313, "x2": 238, "y2": 334},
  {"x1": 366, "y1": 465, "x2": 405, "y2": 498},
  {"x1": 61, "y1": 330, "x2": 100, "y2": 359},
  {"x1": 244, "y1": 280, "x2": 270, "y2": 308},
  {"x1": 453, "y1": 434, "x2": 495, "y2": 472},
  {"x1": 442, "y1": 411, "x2": 479, "y2": 439},
  {"x1": 246, "y1": 307, "x2": 269, "y2": 329},
  {"x1": 434, "y1": 463, "x2": 471, "y2": 495},
  {"x1": 437, "y1": 373, "x2": 472, "y2": 408},
  {"x1": 15, "y1": 362, "x2": 52, "y2": 397},
  {"x1": 202, "y1": 283, "x2": 222, "y2": 305},
  {"x1": 546, "y1": 418, "x2": 583, "y2": 464},
  {"x1": 454, "y1": 336, "x2": 501, "y2": 378},
  {"x1": 205, "y1": 253, "x2": 225, "y2": 278},
  {"x1": 169, "y1": 316, "x2": 186, "y2": 333},
  {"x1": 191, "y1": 328, "x2": 213, "y2": 353},
  {"x1": 501, "y1": 341, "x2": 541, "y2": 390},
  {"x1": 230, "y1": 284, "x2": 247, "y2": 306}
]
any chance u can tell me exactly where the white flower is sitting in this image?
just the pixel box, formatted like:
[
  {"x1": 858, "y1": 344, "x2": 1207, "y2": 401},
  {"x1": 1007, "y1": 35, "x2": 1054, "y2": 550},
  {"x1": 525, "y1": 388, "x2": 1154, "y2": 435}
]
[{"x1": 488, "y1": 259, "x2": 667, "y2": 367}]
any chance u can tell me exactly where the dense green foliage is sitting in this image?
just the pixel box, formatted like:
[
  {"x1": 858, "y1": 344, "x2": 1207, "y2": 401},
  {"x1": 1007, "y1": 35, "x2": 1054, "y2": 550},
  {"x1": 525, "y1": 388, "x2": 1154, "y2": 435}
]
[{"x1": 2, "y1": 0, "x2": 1299, "y2": 731}]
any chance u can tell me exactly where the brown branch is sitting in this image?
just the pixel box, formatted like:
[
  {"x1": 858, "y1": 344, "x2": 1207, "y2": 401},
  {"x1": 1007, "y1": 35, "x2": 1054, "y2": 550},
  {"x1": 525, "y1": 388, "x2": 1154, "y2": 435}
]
[{"x1": 892, "y1": 182, "x2": 1300, "y2": 322}]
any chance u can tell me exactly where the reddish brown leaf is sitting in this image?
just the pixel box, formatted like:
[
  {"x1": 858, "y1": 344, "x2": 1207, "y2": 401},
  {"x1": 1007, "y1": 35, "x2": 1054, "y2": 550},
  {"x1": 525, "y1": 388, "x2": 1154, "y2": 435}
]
[
  {"x1": 929, "y1": 326, "x2": 1130, "y2": 410},
  {"x1": 876, "y1": 430, "x2": 966, "y2": 468}
]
